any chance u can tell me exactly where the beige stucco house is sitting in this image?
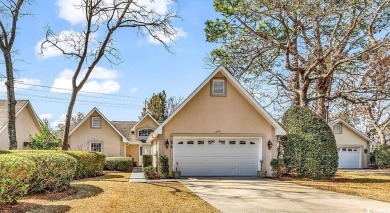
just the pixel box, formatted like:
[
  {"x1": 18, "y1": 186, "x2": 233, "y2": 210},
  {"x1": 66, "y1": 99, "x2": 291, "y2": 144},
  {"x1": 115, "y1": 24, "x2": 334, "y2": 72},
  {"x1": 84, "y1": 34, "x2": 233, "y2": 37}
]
[
  {"x1": 69, "y1": 107, "x2": 131, "y2": 157},
  {"x1": 147, "y1": 66, "x2": 286, "y2": 177},
  {"x1": 125, "y1": 113, "x2": 159, "y2": 166},
  {"x1": 0, "y1": 100, "x2": 41, "y2": 150},
  {"x1": 330, "y1": 119, "x2": 374, "y2": 169}
]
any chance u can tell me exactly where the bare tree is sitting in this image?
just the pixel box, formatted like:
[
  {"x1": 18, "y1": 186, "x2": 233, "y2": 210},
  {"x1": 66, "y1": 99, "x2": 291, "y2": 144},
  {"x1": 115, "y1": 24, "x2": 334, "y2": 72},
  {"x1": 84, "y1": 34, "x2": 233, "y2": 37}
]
[
  {"x1": 205, "y1": 0, "x2": 390, "y2": 118},
  {"x1": 39, "y1": 0, "x2": 179, "y2": 150},
  {"x1": 167, "y1": 95, "x2": 183, "y2": 116},
  {"x1": 0, "y1": 0, "x2": 33, "y2": 149}
]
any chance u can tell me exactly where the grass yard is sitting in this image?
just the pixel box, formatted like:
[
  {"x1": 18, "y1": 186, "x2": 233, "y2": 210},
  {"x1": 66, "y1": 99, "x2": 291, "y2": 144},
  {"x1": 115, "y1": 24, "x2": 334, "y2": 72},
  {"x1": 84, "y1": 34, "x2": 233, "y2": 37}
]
[
  {"x1": 1, "y1": 172, "x2": 219, "y2": 213},
  {"x1": 280, "y1": 170, "x2": 390, "y2": 203}
]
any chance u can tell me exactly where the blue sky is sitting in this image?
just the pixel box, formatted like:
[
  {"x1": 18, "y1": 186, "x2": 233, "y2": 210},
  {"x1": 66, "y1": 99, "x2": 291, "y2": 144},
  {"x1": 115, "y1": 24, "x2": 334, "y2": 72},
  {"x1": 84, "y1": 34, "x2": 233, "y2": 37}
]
[{"x1": 0, "y1": 0, "x2": 220, "y2": 127}]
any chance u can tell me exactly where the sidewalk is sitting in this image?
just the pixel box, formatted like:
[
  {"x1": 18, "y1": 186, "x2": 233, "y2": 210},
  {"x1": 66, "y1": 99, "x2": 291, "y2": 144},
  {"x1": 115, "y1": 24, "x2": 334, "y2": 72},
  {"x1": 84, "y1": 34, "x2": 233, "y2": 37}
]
[{"x1": 129, "y1": 167, "x2": 178, "y2": 183}]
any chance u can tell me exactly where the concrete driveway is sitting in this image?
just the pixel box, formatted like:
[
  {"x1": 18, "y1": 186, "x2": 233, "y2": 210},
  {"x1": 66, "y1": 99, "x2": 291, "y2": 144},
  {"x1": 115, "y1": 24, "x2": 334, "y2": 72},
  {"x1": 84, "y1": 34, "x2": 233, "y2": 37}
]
[{"x1": 180, "y1": 178, "x2": 390, "y2": 213}]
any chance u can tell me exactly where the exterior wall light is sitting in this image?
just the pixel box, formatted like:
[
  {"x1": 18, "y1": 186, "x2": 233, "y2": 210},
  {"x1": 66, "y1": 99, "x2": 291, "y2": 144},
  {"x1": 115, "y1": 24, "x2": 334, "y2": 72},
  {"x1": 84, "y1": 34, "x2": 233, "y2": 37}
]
[
  {"x1": 165, "y1": 139, "x2": 169, "y2": 149},
  {"x1": 267, "y1": 140, "x2": 273, "y2": 150}
]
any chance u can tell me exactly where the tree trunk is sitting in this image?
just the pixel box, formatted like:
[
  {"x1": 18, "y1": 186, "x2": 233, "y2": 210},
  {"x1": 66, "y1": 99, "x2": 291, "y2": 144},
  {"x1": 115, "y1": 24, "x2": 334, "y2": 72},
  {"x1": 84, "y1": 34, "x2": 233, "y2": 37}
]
[
  {"x1": 376, "y1": 128, "x2": 387, "y2": 145},
  {"x1": 315, "y1": 76, "x2": 332, "y2": 119},
  {"x1": 62, "y1": 90, "x2": 78, "y2": 150},
  {"x1": 3, "y1": 50, "x2": 18, "y2": 149}
]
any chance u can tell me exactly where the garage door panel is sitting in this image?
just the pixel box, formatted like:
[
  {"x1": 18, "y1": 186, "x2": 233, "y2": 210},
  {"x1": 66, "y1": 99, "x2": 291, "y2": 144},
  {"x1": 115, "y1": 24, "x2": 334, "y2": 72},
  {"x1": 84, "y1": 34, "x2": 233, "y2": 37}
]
[
  {"x1": 173, "y1": 137, "x2": 261, "y2": 176},
  {"x1": 338, "y1": 147, "x2": 361, "y2": 168}
]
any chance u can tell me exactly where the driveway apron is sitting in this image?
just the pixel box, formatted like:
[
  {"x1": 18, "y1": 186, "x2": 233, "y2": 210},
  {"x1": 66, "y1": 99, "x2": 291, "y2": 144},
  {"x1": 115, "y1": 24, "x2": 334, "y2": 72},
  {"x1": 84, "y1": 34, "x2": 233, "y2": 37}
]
[{"x1": 180, "y1": 178, "x2": 390, "y2": 213}]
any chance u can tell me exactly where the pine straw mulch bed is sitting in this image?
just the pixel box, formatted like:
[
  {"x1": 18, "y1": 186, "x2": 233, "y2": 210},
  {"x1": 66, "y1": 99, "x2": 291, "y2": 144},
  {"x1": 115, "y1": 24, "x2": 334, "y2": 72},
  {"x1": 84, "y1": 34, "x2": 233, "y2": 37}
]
[
  {"x1": 278, "y1": 170, "x2": 390, "y2": 203},
  {"x1": 1, "y1": 172, "x2": 219, "y2": 213}
]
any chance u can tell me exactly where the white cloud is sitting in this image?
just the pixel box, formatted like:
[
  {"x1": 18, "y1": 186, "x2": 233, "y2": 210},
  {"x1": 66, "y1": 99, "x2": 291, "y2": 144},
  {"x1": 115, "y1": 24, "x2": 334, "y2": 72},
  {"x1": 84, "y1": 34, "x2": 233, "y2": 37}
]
[
  {"x1": 56, "y1": 0, "x2": 173, "y2": 26},
  {"x1": 147, "y1": 28, "x2": 187, "y2": 45},
  {"x1": 50, "y1": 67, "x2": 120, "y2": 94},
  {"x1": 35, "y1": 30, "x2": 95, "y2": 59},
  {"x1": 0, "y1": 78, "x2": 41, "y2": 93},
  {"x1": 39, "y1": 113, "x2": 53, "y2": 120},
  {"x1": 56, "y1": 0, "x2": 85, "y2": 25},
  {"x1": 130, "y1": 87, "x2": 138, "y2": 93}
]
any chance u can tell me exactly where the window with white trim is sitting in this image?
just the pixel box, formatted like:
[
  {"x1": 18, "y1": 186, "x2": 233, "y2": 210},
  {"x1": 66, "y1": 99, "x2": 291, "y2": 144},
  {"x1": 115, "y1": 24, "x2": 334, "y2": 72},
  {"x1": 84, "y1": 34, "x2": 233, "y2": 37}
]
[
  {"x1": 333, "y1": 124, "x2": 342, "y2": 134},
  {"x1": 138, "y1": 128, "x2": 154, "y2": 137},
  {"x1": 90, "y1": 143, "x2": 102, "y2": 152},
  {"x1": 211, "y1": 78, "x2": 226, "y2": 96},
  {"x1": 91, "y1": 117, "x2": 101, "y2": 128}
]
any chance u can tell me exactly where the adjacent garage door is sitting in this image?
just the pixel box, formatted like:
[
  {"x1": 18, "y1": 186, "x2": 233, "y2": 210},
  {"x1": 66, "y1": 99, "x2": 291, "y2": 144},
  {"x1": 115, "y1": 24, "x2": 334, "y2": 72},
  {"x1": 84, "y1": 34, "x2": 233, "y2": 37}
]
[
  {"x1": 338, "y1": 147, "x2": 361, "y2": 168},
  {"x1": 173, "y1": 137, "x2": 262, "y2": 176}
]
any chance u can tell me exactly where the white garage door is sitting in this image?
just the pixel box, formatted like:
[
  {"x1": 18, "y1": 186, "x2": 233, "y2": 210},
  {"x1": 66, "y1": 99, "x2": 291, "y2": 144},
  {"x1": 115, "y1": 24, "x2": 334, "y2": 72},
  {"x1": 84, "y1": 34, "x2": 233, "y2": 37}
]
[
  {"x1": 338, "y1": 147, "x2": 361, "y2": 168},
  {"x1": 173, "y1": 137, "x2": 262, "y2": 176}
]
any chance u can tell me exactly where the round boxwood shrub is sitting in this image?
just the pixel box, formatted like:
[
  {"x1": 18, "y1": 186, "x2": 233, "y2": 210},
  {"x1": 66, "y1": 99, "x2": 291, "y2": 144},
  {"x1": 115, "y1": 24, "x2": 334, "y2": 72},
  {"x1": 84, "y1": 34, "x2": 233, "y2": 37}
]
[
  {"x1": 11, "y1": 151, "x2": 77, "y2": 193},
  {"x1": 282, "y1": 106, "x2": 338, "y2": 179},
  {"x1": 0, "y1": 155, "x2": 35, "y2": 204},
  {"x1": 64, "y1": 151, "x2": 106, "y2": 179},
  {"x1": 104, "y1": 157, "x2": 133, "y2": 172},
  {"x1": 374, "y1": 145, "x2": 390, "y2": 168}
]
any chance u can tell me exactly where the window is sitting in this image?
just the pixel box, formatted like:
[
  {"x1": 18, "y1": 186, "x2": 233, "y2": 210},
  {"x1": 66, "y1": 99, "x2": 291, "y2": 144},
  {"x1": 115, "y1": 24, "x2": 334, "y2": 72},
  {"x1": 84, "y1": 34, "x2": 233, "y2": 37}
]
[
  {"x1": 178, "y1": 141, "x2": 183, "y2": 144},
  {"x1": 219, "y1": 140, "x2": 226, "y2": 144},
  {"x1": 229, "y1": 141, "x2": 236, "y2": 144},
  {"x1": 91, "y1": 117, "x2": 101, "y2": 128},
  {"x1": 90, "y1": 143, "x2": 102, "y2": 152},
  {"x1": 208, "y1": 140, "x2": 215, "y2": 144},
  {"x1": 239, "y1": 141, "x2": 246, "y2": 145},
  {"x1": 333, "y1": 124, "x2": 342, "y2": 134},
  {"x1": 198, "y1": 141, "x2": 204, "y2": 144},
  {"x1": 187, "y1": 141, "x2": 194, "y2": 144},
  {"x1": 211, "y1": 78, "x2": 226, "y2": 96},
  {"x1": 138, "y1": 128, "x2": 154, "y2": 137}
]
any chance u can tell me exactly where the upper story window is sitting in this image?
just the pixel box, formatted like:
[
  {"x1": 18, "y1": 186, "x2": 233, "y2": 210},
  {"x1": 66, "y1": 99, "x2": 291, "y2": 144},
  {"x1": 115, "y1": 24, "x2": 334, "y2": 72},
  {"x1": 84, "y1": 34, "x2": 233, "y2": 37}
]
[
  {"x1": 138, "y1": 128, "x2": 154, "y2": 137},
  {"x1": 333, "y1": 124, "x2": 342, "y2": 134},
  {"x1": 91, "y1": 117, "x2": 101, "y2": 128},
  {"x1": 211, "y1": 78, "x2": 226, "y2": 96}
]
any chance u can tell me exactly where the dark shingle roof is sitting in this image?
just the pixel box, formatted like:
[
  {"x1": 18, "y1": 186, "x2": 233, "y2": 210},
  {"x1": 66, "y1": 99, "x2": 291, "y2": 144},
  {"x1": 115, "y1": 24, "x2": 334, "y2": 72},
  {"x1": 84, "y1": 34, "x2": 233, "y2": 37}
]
[
  {"x1": 0, "y1": 100, "x2": 29, "y2": 130},
  {"x1": 110, "y1": 121, "x2": 137, "y2": 141}
]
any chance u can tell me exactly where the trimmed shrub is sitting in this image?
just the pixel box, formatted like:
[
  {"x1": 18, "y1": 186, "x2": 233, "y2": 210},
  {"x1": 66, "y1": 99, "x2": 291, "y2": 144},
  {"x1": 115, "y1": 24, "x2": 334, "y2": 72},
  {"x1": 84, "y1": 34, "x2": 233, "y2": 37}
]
[
  {"x1": 374, "y1": 145, "x2": 390, "y2": 168},
  {"x1": 142, "y1": 154, "x2": 153, "y2": 171},
  {"x1": 282, "y1": 106, "x2": 338, "y2": 179},
  {"x1": 0, "y1": 155, "x2": 35, "y2": 204},
  {"x1": 270, "y1": 158, "x2": 282, "y2": 178},
  {"x1": 64, "y1": 151, "x2": 106, "y2": 179},
  {"x1": 10, "y1": 151, "x2": 77, "y2": 193},
  {"x1": 104, "y1": 157, "x2": 133, "y2": 172},
  {"x1": 143, "y1": 166, "x2": 158, "y2": 179},
  {"x1": 158, "y1": 155, "x2": 169, "y2": 178}
]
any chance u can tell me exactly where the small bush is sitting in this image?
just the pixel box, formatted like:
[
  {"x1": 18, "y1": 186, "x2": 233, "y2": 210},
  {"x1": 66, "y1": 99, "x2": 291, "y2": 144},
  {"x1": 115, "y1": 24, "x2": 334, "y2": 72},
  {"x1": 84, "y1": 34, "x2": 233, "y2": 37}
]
[
  {"x1": 0, "y1": 155, "x2": 35, "y2": 204},
  {"x1": 282, "y1": 106, "x2": 338, "y2": 179},
  {"x1": 10, "y1": 151, "x2": 77, "y2": 193},
  {"x1": 143, "y1": 166, "x2": 158, "y2": 179},
  {"x1": 142, "y1": 154, "x2": 153, "y2": 171},
  {"x1": 270, "y1": 158, "x2": 282, "y2": 178},
  {"x1": 64, "y1": 151, "x2": 106, "y2": 179},
  {"x1": 158, "y1": 155, "x2": 169, "y2": 178},
  {"x1": 0, "y1": 150, "x2": 10, "y2": 154},
  {"x1": 374, "y1": 145, "x2": 390, "y2": 168},
  {"x1": 105, "y1": 157, "x2": 133, "y2": 172}
]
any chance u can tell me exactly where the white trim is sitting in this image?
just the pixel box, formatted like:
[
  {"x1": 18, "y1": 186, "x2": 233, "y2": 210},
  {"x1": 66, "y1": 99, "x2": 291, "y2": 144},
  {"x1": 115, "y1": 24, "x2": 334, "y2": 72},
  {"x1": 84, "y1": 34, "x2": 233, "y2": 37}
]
[
  {"x1": 154, "y1": 66, "x2": 286, "y2": 136},
  {"x1": 130, "y1": 113, "x2": 159, "y2": 132},
  {"x1": 69, "y1": 107, "x2": 128, "y2": 142},
  {"x1": 138, "y1": 128, "x2": 154, "y2": 137},
  {"x1": 0, "y1": 100, "x2": 42, "y2": 134},
  {"x1": 330, "y1": 119, "x2": 374, "y2": 144}
]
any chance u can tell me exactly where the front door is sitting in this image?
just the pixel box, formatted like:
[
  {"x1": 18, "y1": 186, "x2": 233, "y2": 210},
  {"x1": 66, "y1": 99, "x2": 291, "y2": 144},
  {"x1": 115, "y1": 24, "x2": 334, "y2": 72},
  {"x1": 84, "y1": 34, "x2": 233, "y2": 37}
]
[{"x1": 139, "y1": 145, "x2": 151, "y2": 166}]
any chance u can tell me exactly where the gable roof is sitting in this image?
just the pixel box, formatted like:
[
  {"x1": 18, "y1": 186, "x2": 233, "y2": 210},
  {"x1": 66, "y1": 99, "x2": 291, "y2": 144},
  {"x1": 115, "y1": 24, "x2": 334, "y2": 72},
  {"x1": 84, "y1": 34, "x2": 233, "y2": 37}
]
[
  {"x1": 111, "y1": 121, "x2": 138, "y2": 141},
  {"x1": 130, "y1": 113, "x2": 160, "y2": 132},
  {"x1": 154, "y1": 66, "x2": 287, "y2": 135},
  {"x1": 69, "y1": 107, "x2": 129, "y2": 142},
  {"x1": 0, "y1": 100, "x2": 41, "y2": 133},
  {"x1": 330, "y1": 119, "x2": 375, "y2": 144}
]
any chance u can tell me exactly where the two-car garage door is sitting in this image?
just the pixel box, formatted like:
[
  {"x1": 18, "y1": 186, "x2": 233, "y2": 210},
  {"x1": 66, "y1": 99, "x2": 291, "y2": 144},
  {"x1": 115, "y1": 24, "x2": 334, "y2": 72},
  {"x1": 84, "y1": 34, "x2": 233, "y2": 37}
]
[{"x1": 173, "y1": 137, "x2": 262, "y2": 176}]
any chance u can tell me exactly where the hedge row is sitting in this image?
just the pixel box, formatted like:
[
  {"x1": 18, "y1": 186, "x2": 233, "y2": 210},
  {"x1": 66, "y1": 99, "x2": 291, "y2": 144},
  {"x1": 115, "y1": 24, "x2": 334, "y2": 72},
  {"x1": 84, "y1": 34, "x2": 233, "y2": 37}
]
[
  {"x1": 104, "y1": 157, "x2": 133, "y2": 172},
  {"x1": 0, "y1": 150, "x2": 106, "y2": 204},
  {"x1": 374, "y1": 145, "x2": 390, "y2": 168}
]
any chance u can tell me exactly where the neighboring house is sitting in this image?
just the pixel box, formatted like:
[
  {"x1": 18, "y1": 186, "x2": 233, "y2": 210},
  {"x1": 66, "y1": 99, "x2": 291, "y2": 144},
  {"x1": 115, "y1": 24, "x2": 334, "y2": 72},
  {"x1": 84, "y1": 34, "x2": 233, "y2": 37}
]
[
  {"x1": 147, "y1": 66, "x2": 287, "y2": 177},
  {"x1": 330, "y1": 119, "x2": 375, "y2": 169},
  {"x1": 126, "y1": 113, "x2": 160, "y2": 166},
  {"x1": 69, "y1": 107, "x2": 131, "y2": 157},
  {"x1": 0, "y1": 100, "x2": 41, "y2": 150}
]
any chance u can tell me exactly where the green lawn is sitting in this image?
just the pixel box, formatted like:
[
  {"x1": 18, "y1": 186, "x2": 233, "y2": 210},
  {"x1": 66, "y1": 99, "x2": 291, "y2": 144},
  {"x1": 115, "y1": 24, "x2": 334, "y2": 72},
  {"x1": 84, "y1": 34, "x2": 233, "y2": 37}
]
[{"x1": 1, "y1": 172, "x2": 219, "y2": 213}]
